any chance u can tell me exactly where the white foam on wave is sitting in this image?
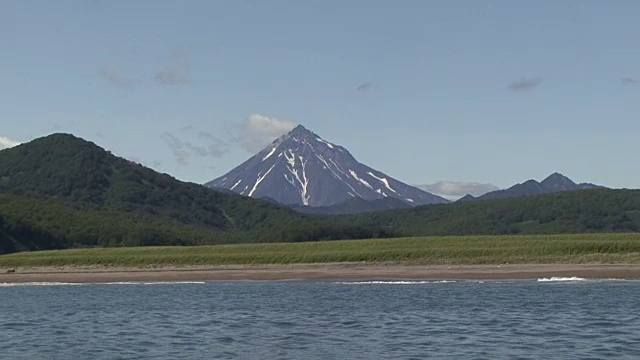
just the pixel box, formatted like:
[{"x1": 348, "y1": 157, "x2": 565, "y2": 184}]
[
  {"x1": 537, "y1": 277, "x2": 587, "y2": 282},
  {"x1": 102, "y1": 281, "x2": 206, "y2": 285},
  {"x1": 0, "y1": 282, "x2": 85, "y2": 287},
  {"x1": 336, "y1": 280, "x2": 456, "y2": 285}
]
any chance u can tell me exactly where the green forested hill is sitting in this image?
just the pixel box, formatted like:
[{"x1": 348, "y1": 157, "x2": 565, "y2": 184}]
[
  {"x1": 350, "y1": 188, "x2": 640, "y2": 236},
  {"x1": 0, "y1": 133, "x2": 239, "y2": 229},
  {"x1": 0, "y1": 134, "x2": 385, "y2": 254}
]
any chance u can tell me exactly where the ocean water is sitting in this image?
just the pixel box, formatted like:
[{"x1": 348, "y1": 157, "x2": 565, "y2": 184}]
[{"x1": 1, "y1": 279, "x2": 639, "y2": 359}]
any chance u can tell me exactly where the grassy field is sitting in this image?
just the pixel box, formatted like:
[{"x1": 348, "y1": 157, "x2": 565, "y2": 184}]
[{"x1": 1, "y1": 233, "x2": 640, "y2": 268}]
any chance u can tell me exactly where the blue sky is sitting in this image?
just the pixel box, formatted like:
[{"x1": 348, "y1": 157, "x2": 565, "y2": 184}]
[{"x1": 1, "y1": 0, "x2": 639, "y2": 190}]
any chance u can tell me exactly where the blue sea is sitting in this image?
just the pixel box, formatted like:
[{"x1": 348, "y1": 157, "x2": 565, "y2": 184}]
[{"x1": 1, "y1": 278, "x2": 639, "y2": 359}]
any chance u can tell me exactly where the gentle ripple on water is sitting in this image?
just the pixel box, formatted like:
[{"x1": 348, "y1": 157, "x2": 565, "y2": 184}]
[{"x1": 1, "y1": 280, "x2": 639, "y2": 359}]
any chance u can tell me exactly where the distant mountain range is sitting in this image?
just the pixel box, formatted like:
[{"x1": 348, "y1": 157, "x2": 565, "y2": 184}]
[
  {"x1": 206, "y1": 125, "x2": 608, "y2": 213},
  {"x1": 0, "y1": 132, "x2": 637, "y2": 255},
  {"x1": 458, "y1": 172, "x2": 603, "y2": 202},
  {"x1": 206, "y1": 125, "x2": 449, "y2": 207}
]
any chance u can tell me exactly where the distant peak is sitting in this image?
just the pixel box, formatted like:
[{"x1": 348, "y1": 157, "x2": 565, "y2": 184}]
[
  {"x1": 288, "y1": 124, "x2": 313, "y2": 136},
  {"x1": 31, "y1": 133, "x2": 93, "y2": 146},
  {"x1": 281, "y1": 124, "x2": 322, "y2": 142},
  {"x1": 540, "y1": 172, "x2": 577, "y2": 190},
  {"x1": 542, "y1": 172, "x2": 571, "y2": 182},
  {"x1": 45, "y1": 132, "x2": 80, "y2": 140}
]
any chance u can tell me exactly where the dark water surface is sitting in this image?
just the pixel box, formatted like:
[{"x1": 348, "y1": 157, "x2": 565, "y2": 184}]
[{"x1": 1, "y1": 279, "x2": 639, "y2": 359}]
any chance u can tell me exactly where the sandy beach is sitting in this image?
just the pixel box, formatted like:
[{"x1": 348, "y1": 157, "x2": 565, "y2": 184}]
[{"x1": 1, "y1": 263, "x2": 640, "y2": 283}]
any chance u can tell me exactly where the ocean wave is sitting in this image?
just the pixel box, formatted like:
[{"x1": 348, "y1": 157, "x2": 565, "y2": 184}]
[
  {"x1": 537, "y1": 277, "x2": 587, "y2": 282},
  {"x1": 109, "y1": 281, "x2": 206, "y2": 285},
  {"x1": 335, "y1": 280, "x2": 456, "y2": 285}
]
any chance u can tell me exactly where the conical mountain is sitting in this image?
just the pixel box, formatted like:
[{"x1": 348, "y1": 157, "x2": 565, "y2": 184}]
[{"x1": 206, "y1": 125, "x2": 449, "y2": 207}]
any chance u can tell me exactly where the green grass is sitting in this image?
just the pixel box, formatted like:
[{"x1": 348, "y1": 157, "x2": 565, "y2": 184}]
[{"x1": 2, "y1": 233, "x2": 640, "y2": 268}]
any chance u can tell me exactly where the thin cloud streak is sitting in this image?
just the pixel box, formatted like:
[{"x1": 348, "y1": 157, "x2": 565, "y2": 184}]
[
  {"x1": 508, "y1": 77, "x2": 541, "y2": 91},
  {"x1": 621, "y1": 77, "x2": 640, "y2": 85},
  {"x1": 356, "y1": 82, "x2": 372, "y2": 93},
  {"x1": 162, "y1": 133, "x2": 190, "y2": 165},
  {"x1": 99, "y1": 69, "x2": 136, "y2": 89},
  {"x1": 162, "y1": 130, "x2": 228, "y2": 165},
  {"x1": 155, "y1": 52, "x2": 190, "y2": 86}
]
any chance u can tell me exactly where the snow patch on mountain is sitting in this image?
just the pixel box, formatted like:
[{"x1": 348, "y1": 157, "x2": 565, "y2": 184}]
[
  {"x1": 248, "y1": 164, "x2": 275, "y2": 197},
  {"x1": 230, "y1": 179, "x2": 242, "y2": 190},
  {"x1": 350, "y1": 170, "x2": 373, "y2": 189},
  {"x1": 367, "y1": 171, "x2": 399, "y2": 195},
  {"x1": 262, "y1": 146, "x2": 277, "y2": 161},
  {"x1": 316, "y1": 137, "x2": 334, "y2": 149}
]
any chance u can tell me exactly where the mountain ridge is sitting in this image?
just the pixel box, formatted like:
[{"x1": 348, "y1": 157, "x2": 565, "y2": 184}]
[{"x1": 458, "y1": 172, "x2": 604, "y2": 202}]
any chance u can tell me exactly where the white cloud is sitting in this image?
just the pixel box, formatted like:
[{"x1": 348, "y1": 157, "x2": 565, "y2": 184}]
[
  {"x1": 237, "y1": 114, "x2": 296, "y2": 153},
  {"x1": 417, "y1": 181, "x2": 500, "y2": 200},
  {"x1": 0, "y1": 135, "x2": 20, "y2": 150}
]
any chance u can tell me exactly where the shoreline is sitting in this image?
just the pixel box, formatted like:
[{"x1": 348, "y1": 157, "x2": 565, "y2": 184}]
[{"x1": 2, "y1": 263, "x2": 640, "y2": 283}]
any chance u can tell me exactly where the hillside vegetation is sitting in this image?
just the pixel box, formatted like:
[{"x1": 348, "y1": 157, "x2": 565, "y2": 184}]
[{"x1": 350, "y1": 188, "x2": 640, "y2": 235}]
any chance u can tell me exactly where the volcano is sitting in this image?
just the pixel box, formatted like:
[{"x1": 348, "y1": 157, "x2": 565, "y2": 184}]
[{"x1": 206, "y1": 125, "x2": 449, "y2": 207}]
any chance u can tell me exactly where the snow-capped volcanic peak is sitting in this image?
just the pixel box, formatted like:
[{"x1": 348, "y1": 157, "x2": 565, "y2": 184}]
[{"x1": 206, "y1": 125, "x2": 449, "y2": 207}]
